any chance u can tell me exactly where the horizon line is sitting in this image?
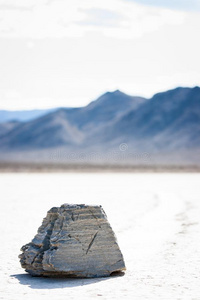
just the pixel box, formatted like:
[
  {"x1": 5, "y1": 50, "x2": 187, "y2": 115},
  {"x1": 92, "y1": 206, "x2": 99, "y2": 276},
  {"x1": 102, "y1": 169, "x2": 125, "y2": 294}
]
[{"x1": 0, "y1": 84, "x2": 199, "y2": 112}]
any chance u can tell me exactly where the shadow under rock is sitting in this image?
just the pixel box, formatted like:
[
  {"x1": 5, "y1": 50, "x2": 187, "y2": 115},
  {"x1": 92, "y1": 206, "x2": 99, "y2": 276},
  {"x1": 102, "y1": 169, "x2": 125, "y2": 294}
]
[{"x1": 11, "y1": 272, "x2": 125, "y2": 289}]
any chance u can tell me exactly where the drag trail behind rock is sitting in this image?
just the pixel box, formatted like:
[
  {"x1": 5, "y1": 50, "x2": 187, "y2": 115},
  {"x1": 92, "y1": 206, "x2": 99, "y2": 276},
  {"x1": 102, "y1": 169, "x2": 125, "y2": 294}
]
[{"x1": 0, "y1": 173, "x2": 199, "y2": 300}]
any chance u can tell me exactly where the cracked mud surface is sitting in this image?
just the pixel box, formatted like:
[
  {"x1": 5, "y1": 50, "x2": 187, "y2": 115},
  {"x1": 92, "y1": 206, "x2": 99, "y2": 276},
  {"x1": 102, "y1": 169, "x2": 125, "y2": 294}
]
[{"x1": 1, "y1": 173, "x2": 200, "y2": 300}]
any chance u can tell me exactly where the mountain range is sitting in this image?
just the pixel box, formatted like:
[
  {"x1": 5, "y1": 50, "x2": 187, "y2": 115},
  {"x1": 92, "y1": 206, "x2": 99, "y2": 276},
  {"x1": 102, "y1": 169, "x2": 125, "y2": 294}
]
[
  {"x1": 0, "y1": 108, "x2": 59, "y2": 123},
  {"x1": 0, "y1": 87, "x2": 199, "y2": 166}
]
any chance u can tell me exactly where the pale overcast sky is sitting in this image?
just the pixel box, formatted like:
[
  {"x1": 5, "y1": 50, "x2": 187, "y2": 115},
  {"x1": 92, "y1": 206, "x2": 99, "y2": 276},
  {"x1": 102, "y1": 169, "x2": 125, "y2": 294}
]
[{"x1": 0, "y1": 0, "x2": 200, "y2": 110}]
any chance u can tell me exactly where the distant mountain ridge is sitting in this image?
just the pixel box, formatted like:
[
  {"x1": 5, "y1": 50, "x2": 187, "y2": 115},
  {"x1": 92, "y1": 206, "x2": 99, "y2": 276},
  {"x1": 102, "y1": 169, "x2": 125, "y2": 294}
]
[
  {"x1": 0, "y1": 108, "x2": 60, "y2": 123},
  {"x1": 99, "y1": 87, "x2": 200, "y2": 148},
  {"x1": 0, "y1": 90, "x2": 146, "y2": 148},
  {"x1": 0, "y1": 87, "x2": 199, "y2": 166}
]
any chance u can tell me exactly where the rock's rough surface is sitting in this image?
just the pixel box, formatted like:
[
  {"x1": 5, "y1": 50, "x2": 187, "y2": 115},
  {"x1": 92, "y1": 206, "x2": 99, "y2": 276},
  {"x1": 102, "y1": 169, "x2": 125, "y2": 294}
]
[{"x1": 19, "y1": 204, "x2": 126, "y2": 278}]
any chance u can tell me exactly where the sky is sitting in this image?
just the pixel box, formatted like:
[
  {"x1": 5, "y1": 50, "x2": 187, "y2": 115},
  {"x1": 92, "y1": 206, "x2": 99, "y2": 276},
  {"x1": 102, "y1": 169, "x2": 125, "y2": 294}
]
[{"x1": 0, "y1": 0, "x2": 200, "y2": 110}]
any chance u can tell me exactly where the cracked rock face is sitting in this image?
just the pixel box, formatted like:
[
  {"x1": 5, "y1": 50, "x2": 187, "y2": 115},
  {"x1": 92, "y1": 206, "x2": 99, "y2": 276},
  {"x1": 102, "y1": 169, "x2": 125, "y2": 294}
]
[{"x1": 19, "y1": 204, "x2": 126, "y2": 278}]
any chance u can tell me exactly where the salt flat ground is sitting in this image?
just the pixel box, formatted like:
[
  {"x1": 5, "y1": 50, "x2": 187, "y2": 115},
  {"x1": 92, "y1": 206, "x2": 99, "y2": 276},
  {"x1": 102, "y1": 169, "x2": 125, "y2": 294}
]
[{"x1": 0, "y1": 172, "x2": 200, "y2": 300}]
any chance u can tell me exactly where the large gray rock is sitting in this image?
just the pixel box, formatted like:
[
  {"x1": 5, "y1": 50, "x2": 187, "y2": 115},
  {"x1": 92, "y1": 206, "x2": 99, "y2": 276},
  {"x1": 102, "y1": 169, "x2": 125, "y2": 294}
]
[{"x1": 19, "y1": 204, "x2": 126, "y2": 278}]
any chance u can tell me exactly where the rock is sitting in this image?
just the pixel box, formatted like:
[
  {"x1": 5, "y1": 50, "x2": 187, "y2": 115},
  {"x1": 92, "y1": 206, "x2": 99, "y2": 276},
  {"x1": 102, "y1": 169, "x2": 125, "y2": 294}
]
[{"x1": 19, "y1": 204, "x2": 126, "y2": 278}]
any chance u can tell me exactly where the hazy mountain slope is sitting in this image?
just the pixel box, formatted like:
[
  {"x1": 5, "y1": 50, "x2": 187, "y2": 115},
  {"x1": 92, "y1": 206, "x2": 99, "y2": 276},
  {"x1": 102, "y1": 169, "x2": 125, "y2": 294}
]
[
  {"x1": 61, "y1": 90, "x2": 146, "y2": 131},
  {"x1": 0, "y1": 90, "x2": 146, "y2": 149},
  {"x1": 0, "y1": 87, "x2": 199, "y2": 166},
  {"x1": 0, "y1": 108, "x2": 60, "y2": 123},
  {"x1": 0, "y1": 110, "x2": 83, "y2": 149},
  {"x1": 0, "y1": 121, "x2": 21, "y2": 138},
  {"x1": 97, "y1": 87, "x2": 200, "y2": 151}
]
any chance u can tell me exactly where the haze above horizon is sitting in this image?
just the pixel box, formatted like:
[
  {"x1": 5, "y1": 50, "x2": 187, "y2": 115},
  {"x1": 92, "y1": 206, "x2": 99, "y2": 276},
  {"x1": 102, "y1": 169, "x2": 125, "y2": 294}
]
[{"x1": 0, "y1": 0, "x2": 199, "y2": 110}]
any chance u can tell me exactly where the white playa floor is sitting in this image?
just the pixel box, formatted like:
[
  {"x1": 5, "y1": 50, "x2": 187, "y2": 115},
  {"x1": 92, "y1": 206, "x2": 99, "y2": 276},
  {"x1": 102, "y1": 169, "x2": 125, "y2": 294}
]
[{"x1": 0, "y1": 172, "x2": 200, "y2": 300}]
